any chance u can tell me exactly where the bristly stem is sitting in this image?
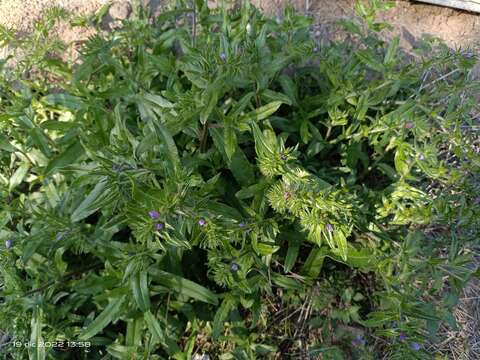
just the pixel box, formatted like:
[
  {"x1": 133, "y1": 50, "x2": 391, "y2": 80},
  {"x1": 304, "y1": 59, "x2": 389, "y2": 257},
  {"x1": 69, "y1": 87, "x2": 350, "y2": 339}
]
[{"x1": 192, "y1": 0, "x2": 197, "y2": 48}]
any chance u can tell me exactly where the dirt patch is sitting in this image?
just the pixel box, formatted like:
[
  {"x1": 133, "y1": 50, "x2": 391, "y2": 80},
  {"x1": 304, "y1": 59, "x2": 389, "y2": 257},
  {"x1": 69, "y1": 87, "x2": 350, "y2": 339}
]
[
  {"x1": 1, "y1": 0, "x2": 479, "y2": 51},
  {"x1": 252, "y1": 0, "x2": 480, "y2": 50}
]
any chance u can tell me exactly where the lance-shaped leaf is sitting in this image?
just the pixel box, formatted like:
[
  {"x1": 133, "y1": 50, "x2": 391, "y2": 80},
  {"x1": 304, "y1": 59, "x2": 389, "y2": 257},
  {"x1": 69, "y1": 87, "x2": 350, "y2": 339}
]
[
  {"x1": 148, "y1": 268, "x2": 218, "y2": 305},
  {"x1": 71, "y1": 177, "x2": 114, "y2": 222},
  {"x1": 44, "y1": 140, "x2": 85, "y2": 176},
  {"x1": 79, "y1": 296, "x2": 126, "y2": 340}
]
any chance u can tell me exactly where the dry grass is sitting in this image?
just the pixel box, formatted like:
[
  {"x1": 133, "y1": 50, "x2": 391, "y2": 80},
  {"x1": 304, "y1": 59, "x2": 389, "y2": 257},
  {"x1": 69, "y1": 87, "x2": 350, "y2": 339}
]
[{"x1": 429, "y1": 248, "x2": 480, "y2": 359}]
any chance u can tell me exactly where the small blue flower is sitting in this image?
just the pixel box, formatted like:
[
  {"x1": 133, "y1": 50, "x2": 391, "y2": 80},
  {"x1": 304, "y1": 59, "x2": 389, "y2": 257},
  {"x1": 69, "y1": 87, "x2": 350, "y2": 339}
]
[
  {"x1": 220, "y1": 53, "x2": 227, "y2": 61},
  {"x1": 5, "y1": 239, "x2": 13, "y2": 249},
  {"x1": 399, "y1": 333, "x2": 407, "y2": 342},
  {"x1": 56, "y1": 233, "x2": 64, "y2": 241},
  {"x1": 410, "y1": 342, "x2": 421, "y2": 351},
  {"x1": 326, "y1": 223, "x2": 334, "y2": 232},
  {"x1": 154, "y1": 222, "x2": 164, "y2": 231},
  {"x1": 418, "y1": 154, "x2": 425, "y2": 161},
  {"x1": 198, "y1": 218, "x2": 206, "y2": 227},
  {"x1": 230, "y1": 262, "x2": 240, "y2": 272},
  {"x1": 351, "y1": 335, "x2": 365, "y2": 347},
  {"x1": 239, "y1": 221, "x2": 246, "y2": 228},
  {"x1": 148, "y1": 210, "x2": 160, "y2": 219},
  {"x1": 313, "y1": 46, "x2": 319, "y2": 53}
]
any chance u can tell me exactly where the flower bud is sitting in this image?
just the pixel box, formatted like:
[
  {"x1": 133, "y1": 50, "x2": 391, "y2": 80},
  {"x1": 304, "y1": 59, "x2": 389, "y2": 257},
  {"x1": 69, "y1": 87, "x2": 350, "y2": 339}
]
[
  {"x1": 154, "y1": 222, "x2": 164, "y2": 231},
  {"x1": 230, "y1": 262, "x2": 240, "y2": 272}
]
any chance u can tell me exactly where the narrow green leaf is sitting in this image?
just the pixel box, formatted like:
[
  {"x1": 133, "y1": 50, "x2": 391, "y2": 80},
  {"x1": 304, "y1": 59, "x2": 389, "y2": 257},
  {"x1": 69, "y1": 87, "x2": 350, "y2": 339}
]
[
  {"x1": 43, "y1": 93, "x2": 85, "y2": 111},
  {"x1": 148, "y1": 268, "x2": 218, "y2": 305},
  {"x1": 29, "y1": 310, "x2": 45, "y2": 360},
  {"x1": 79, "y1": 296, "x2": 125, "y2": 340},
  {"x1": 144, "y1": 310, "x2": 165, "y2": 344},
  {"x1": 384, "y1": 36, "x2": 400, "y2": 66},
  {"x1": 9, "y1": 163, "x2": 30, "y2": 192},
  {"x1": 131, "y1": 272, "x2": 151, "y2": 312},
  {"x1": 284, "y1": 240, "x2": 300, "y2": 273},
  {"x1": 224, "y1": 117, "x2": 237, "y2": 161},
  {"x1": 71, "y1": 177, "x2": 111, "y2": 222},
  {"x1": 44, "y1": 140, "x2": 84, "y2": 176},
  {"x1": 213, "y1": 295, "x2": 235, "y2": 340},
  {"x1": 272, "y1": 274, "x2": 303, "y2": 291},
  {"x1": 301, "y1": 248, "x2": 326, "y2": 278},
  {"x1": 143, "y1": 92, "x2": 174, "y2": 108},
  {"x1": 0, "y1": 133, "x2": 17, "y2": 152},
  {"x1": 29, "y1": 127, "x2": 52, "y2": 157},
  {"x1": 240, "y1": 101, "x2": 282, "y2": 124}
]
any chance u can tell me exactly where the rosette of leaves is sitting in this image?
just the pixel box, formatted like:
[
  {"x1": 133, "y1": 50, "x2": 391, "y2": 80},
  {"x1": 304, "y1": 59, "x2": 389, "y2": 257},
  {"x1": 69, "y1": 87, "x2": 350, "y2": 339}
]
[{"x1": 0, "y1": 0, "x2": 479, "y2": 359}]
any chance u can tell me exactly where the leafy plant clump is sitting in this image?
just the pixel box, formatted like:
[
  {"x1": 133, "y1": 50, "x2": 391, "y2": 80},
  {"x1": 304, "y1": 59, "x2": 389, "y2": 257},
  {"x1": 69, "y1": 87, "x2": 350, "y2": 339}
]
[{"x1": 0, "y1": 1, "x2": 479, "y2": 359}]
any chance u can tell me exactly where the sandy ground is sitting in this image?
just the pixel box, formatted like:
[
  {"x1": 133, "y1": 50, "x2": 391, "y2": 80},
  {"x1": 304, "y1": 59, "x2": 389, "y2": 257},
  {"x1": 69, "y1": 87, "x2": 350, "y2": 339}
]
[
  {"x1": 0, "y1": 0, "x2": 478, "y2": 358},
  {"x1": 0, "y1": 0, "x2": 479, "y2": 50}
]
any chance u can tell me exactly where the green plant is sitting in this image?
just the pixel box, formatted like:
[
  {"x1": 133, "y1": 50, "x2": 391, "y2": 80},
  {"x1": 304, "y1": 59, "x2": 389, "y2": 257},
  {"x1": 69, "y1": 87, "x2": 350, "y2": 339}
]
[{"x1": 0, "y1": 1, "x2": 479, "y2": 359}]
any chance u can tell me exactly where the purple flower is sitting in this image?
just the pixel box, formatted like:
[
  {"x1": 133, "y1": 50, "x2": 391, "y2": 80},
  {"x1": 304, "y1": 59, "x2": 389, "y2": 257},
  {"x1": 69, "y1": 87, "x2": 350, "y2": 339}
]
[
  {"x1": 313, "y1": 46, "x2": 319, "y2": 53},
  {"x1": 410, "y1": 342, "x2": 421, "y2": 351},
  {"x1": 5, "y1": 239, "x2": 13, "y2": 249},
  {"x1": 473, "y1": 196, "x2": 480, "y2": 205},
  {"x1": 154, "y1": 222, "x2": 164, "y2": 231},
  {"x1": 351, "y1": 335, "x2": 365, "y2": 347},
  {"x1": 326, "y1": 223, "x2": 334, "y2": 232},
  {"x1": 148, "y1": 210, "x2": 160, "y2": 219},
  {"x1": 399, "y1": 333, "x2": 407, "y2": 342},
  {"x1": 418, "y1": 154, "x2": 425, "y2": 161},
  {"x1": 230, "y1": 262, "x2": 240, "y2": 272},
  {"x1": 220, "y1": 53, "x2": 227, "y2": 61},
  {"x1": 239, "y1": 222, "x2": 246, "y2": 228},
  {"x1": 405, "y1": 122, "x2": 414, "y2": 129},
  {"x1": 198, "y1": 218, "x2": 206, "y2": 227}
]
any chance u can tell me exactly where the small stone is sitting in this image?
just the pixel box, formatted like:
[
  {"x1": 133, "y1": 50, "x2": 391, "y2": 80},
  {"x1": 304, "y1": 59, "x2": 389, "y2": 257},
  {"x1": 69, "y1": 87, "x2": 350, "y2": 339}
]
[
  {"x1": 148, "y1": 210, "x2": 160, "y2": 219},
  {"x1": 154, "y1": 222, "x2": 164, "y2": 231},
  {"x1": 109, "y1": 1, "x2": 132, "y2": 20},
  {"x1": 5, "y1": 239, "x2": 13, "y2": 249},
  {"x1": 410, "y1": 342, "x2": 421, "y2": 351},
  {"x1": 198, "y1": 218, "x2": 206, "y2": 227},
  {"x1": 405, "y1": 121, "x2": 414, "y2": 129},
  {"x1": 230, "y1": 262, "x2": 240, "y2": 272}
]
